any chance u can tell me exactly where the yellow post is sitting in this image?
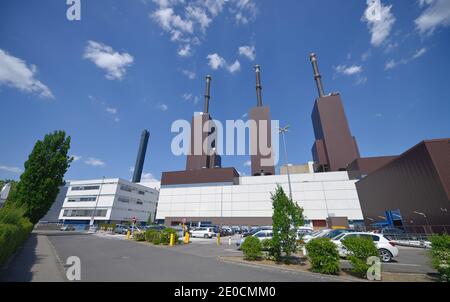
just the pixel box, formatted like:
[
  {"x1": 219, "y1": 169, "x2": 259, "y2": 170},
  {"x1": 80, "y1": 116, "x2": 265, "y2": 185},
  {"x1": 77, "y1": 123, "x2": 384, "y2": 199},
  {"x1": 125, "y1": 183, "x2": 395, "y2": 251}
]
[
  {"x1": 170, "y1": 233, "x2": 175, "y2": 246},
  {"x1": 217, "y1": 232, "x2": 221, "y2": 246},
  {"x1": 126, "y1": 230, "x2": 131, "y2": 240},
  {"x1": 184, "y1": 232, "x2": 190, "y2": 244}
]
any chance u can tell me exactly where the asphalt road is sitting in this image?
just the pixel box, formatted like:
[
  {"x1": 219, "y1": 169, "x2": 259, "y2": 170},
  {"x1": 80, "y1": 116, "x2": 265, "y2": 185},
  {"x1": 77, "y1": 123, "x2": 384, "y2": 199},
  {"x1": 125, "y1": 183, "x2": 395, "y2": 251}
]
[
  {"x1": 1, "y1": 232, "x2": 435, "y2": 282},
  {"x1": 46, "y1": 234, "x2": 346, "y2": 282}
]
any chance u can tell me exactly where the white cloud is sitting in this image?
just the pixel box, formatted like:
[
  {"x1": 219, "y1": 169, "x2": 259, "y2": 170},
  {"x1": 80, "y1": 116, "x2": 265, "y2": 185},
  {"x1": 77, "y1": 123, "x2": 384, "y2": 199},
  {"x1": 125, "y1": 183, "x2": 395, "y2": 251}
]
[
  {"x1": 415, "y1": 0, "x2": 450, "y2": 35},
  {"x1": 243, "y1": 160, "x2": 251, "y2": 167},
  {"x1": 0, "y1": 49, "x2": 53, "y2": 98},
  {"x1": 177, "y1": 44, "x2": 192, "y2": 57},
  {"x1": 84, "y1": 157, "x2": 105, "y2": 167},
  {"x1": 227, "y1": 60, "x2": 241, "y2": 73},
  {"x1": 158, "y1": 103, "x2": 168, "y2": 111},
  {"x1": 207, "y1": 53, "x2": 241, "y2": 74},
  {"x1": 105, "y1": 107, "x2": 117, "y2": 115},
  {"x1": 141, "y1": 172, "x2": 159, "y2": 182},
  {"x1": 0, "y1": 165, "x2": 23, "y2": 174},
  {"x1": 181, "y1": 69, "x2": 196, "y2": 79},
  {"x1": 238, "y1": 45, "x2": 256, "y2": 61},
  {"x1": 412, "y1": 47, "x2": 428, "y2": 59},
  {"x1": 149, "y1": 0, "x2": 257, "y2": 56},
  {"x1": 335, "y1": 65, "x2": 363, "y2": 75},
  {"x1": 83, "y1": 40, "x2": 134, "y2": 80},
  {"x1": 362, "y1": 0, "x2": 396, "y2": 47},
  {"x1": 207, "y1": 53, "x2": 226, "y2": 70},
  {"x1": 385, "y1": 47, "x2": 428, "y2": 70},
  {"x1": 71, "y1": 155, "x2": 82, "y2": 162}
]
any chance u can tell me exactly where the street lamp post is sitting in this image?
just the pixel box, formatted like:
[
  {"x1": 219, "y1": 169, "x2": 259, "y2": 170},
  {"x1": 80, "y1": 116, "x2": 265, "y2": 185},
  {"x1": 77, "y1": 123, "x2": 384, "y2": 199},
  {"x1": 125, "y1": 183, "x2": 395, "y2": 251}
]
[
  {"x1": 90, "y1": 176, "x2": 105, "y2": 227},
  {"x1": 413, "y1": 211, "x2": 430, "y2": 233},
  {"x1": 278, "y1": 125, "x2": 293, "y2": 201}
]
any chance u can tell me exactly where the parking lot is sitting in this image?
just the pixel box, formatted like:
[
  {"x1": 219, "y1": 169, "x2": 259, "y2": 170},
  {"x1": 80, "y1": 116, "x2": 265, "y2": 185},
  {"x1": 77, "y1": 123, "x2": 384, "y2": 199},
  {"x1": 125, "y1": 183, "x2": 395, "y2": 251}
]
[{"x1": 93, "y1": 231, "x2": 437, "y2": 275}]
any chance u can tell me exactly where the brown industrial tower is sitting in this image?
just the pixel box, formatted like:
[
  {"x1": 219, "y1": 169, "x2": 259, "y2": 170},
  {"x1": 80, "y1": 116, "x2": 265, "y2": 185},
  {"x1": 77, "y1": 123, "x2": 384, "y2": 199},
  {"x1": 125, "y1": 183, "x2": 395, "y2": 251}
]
[
  {"x1": 309, "y1": 53, "x2": 360, "y2": 172},
  {"x1": 249, "y1": 65, "x2": 275, "y2": 176},
  {"x1": 186, "y1": 75, "x2": 221, "y2": 170}
]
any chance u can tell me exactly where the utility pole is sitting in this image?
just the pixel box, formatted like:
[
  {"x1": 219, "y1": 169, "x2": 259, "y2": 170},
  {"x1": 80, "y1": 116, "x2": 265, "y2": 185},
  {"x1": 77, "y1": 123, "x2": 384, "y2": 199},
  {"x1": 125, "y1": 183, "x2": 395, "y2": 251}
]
[
  {"x1": 90, "y1": 176, "x2": 105, "y2": 227},
  {"x1": 278, "y1": 125, "x2": 293, "y2": 201}
]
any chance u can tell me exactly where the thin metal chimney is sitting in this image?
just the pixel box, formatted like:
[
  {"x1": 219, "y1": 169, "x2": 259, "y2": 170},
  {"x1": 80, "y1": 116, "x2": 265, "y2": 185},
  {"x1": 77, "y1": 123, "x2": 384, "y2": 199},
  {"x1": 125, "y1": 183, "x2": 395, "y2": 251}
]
[
  {"x1": 310, "y1": 53, "x2": 325, "y2": 98},
  {"x1": 203, "y1": 75, "x2": 212, "y2": 114},
  {"x1": 255, "y1": 65, "x2": 263, "y2": 107},
  {"x1": 132, "y1": 129, "x2": 150, "y2": 183}
]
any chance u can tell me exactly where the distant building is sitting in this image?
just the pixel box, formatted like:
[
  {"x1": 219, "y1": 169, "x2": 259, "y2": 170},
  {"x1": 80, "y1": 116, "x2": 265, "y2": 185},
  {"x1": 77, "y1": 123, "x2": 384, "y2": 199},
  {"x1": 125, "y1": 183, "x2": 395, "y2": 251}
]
[
  {"x1": 280, "y1": 162, "x2": 315, "y2": 175},
  {"x1": 0, "y1": 182, "x2": 12, "y2": 208},
  {"x1": 58, "y1": 178, "x2": 159, "y2": 225},
  {"x1": 356, "y1": 139, "x2": 450, "y2": 233}
]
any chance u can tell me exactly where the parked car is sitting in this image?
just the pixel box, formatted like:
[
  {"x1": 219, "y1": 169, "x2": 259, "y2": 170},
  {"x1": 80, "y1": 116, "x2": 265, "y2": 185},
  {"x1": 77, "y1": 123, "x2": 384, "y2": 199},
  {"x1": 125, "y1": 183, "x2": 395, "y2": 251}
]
[
  {"x1": 190, "y1": 227, "x2": 217, "y2": 238},
  {"x1": 374, "y1": 227, "x2": 406, "y2": 239},
  {"x1": 296, "y1": 227, "x2": 313, "y2": 240},
  {"x1": 114, "y1": 224, "x2": 129, "y2": 235},
  {"x1": 332, "y1": 232, "x2": 399, "y2": 262},
  {"x1": 237, "y1": 229, "x2": 273, "y2": 248},
  {"x1": 60, "y1": 225, "x2": 76, "y2": 231},
  {"x1": 322, "y1": 229, "x2": 356, "y2": 239},
  {"x1": 242, "y1": 226, "x2": 272, "y2": 238}
]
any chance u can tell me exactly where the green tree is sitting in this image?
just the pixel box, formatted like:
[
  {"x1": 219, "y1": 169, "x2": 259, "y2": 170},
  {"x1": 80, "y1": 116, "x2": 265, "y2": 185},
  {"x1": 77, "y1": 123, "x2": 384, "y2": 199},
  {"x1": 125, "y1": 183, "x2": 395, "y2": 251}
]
[
  {"x1": 271, "y1": 185, "x2": 304, "y2": 261},
  {"x1": 7, "y1": 131, "x2": 72, "y2": 224}
]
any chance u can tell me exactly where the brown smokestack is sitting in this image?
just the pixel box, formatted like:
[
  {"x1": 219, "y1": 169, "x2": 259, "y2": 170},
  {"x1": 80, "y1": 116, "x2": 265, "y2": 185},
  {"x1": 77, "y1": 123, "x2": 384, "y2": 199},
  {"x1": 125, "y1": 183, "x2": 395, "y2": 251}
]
[
  {"x1": 310, "y1": 53, "x2": 325, "y2": 98},
  {"x1": 255, "y1": 65, "x2": 263, "y2": 107},
  {"x1": 203, "y1": 75, "x2": 212, "y2": 114}
]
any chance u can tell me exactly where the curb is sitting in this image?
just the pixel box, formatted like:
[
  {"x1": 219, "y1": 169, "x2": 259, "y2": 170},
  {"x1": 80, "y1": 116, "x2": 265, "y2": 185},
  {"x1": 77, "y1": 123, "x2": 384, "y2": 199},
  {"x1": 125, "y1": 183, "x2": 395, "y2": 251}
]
[{"x1": 217, "y1": 256, "x2": 363, "y2": 282}]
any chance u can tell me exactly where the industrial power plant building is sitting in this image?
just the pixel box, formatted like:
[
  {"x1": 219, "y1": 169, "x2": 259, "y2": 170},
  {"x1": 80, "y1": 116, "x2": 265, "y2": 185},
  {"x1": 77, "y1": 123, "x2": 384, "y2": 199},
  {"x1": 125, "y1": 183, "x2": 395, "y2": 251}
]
[{"x1": 157, "y1": 171, "x2": 362, "y2": 227}]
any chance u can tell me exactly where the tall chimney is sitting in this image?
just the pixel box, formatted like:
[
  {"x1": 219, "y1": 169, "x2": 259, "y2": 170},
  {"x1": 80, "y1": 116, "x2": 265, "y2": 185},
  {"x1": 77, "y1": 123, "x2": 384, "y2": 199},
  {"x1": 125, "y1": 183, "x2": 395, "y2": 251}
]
[
  {"x1": 310, "y1": 53, "x2": 325, "y2": 98},
  {"x1": 255, "y1": 65, "x2": 263, "y2": 107},
  {"x1": 132, "y1": 129, "x2": 150, "y2": 183},
  {"x1": 203, "y1": 75, "x2": 212, "y2": 114}
]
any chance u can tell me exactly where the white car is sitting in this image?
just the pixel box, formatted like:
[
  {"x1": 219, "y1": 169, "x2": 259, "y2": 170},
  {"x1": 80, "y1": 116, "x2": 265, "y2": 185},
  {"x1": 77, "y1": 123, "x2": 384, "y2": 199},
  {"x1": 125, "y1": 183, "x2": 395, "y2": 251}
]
[
  {"x1": 237, "y1": 229, "x2": 273, "y2": 247},
  {"x1": 302, "y1": 229, "x2": 331, "y2": 243},
  {"x1": 190, "y1": 227, "x2": 216, "y2": 238},
  {"x1": 332, "y1": 232, "x2": 399, "y2": 262}
]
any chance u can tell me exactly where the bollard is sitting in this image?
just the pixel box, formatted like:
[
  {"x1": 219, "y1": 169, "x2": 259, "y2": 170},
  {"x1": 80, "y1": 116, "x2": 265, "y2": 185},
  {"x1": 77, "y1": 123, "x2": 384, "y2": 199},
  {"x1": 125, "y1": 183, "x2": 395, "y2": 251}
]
[
  {"x1": 126, "y1": 230, "x2": 131, "y2": 240},
  {"x1": 217, "y1": 233, "x2": 221, "y2": 246},
  {"x1": 184, "y1": 232, "x2": 190, "y2": 244},
  {"x1": 170, "y1": 233, "x2": 175, "y2": 246},
  {"x1": 228, "y1": 236, "x2": 232, "y2": 246}
]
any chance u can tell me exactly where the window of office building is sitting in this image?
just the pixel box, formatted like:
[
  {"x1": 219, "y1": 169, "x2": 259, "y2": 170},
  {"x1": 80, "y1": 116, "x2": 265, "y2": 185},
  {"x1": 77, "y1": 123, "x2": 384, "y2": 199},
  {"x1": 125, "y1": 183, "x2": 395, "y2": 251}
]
[
  {"x1": 120, "y1": 185, "x2": 133, "y2": 192},
  {"x1": 71, "y1": 185, "x2": 100, "y2": 191},
  {"x1": 118, "y1": 196, "x2": 130, "y2": 203},
  {"x1": 63, "y1": 209, "x2": 107, "y2": 217}
]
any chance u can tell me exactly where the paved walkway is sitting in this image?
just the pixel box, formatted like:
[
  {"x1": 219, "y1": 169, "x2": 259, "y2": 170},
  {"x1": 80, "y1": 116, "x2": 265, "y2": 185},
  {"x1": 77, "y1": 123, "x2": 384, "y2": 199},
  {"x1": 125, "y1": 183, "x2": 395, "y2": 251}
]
[{"x1": 0, "y1": 233, "x2": 66, "y2": 282}]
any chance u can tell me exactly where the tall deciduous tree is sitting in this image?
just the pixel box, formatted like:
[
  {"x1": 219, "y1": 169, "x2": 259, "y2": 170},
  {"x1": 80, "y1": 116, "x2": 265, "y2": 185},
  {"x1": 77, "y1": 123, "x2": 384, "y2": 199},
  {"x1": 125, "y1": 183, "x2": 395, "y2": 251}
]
[
  {"x1": 271, "y1": 185, "x2": 304, "y2": 261},
  {"x1": 8, "y1": 131, "x2": 72, "y2": 224}
]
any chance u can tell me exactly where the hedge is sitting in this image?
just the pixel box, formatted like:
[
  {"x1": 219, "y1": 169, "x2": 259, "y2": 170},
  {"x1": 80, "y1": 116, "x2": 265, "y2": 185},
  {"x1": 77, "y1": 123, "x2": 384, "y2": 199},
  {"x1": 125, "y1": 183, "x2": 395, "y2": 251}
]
[
  {"x1": 0, "y1": 206, "x2": 34, "y2": 267},
  {"x1": 429, "y1": 234, "x2": 450, "y2": 282},
  {"x1": 144, "y1": 228, "x2": 178, "y2": 245},
  {"x1": 305, "y1": 237, "x2": 340, "y2": 275}
]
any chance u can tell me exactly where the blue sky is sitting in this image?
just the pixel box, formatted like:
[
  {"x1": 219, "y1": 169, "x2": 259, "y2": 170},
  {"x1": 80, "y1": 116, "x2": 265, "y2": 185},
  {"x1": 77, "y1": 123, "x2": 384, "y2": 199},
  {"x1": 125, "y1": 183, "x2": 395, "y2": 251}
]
[{"x1": 1, "y1": 0, "x2": 449, "y2": 182}]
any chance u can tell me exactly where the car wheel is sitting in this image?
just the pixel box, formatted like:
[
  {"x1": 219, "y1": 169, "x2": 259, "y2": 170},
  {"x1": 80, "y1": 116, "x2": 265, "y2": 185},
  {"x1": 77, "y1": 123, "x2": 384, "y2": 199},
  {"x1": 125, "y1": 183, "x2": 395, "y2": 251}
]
[
  {"x1": 379, "y1": 248, "x2": 393, "y2": 262},
  {"x1": 204, "y1": 234, "x2": 208, "y2": 239}
]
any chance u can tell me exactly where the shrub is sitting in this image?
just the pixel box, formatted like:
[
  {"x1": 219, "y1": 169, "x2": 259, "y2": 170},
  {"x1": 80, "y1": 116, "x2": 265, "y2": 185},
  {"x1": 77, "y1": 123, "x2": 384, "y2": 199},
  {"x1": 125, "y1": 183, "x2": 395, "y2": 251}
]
[
  {"x1": 342, "y1": 236, "x2": 378, "y2": 278},
  {"x1": 152, "y1": 232, "x2": 161, "y2": 245},
  {"x1": 145, "y1": 230, "x2": 159, "y2": 242},
  {"x1": 133, "y1": 231, "x2": 145, "y2": 241},
  {"x1": 0, "y1": 206, "x2": 34, "y2": 267},
  {"x1": 241, "y1": 236, "x2": 262, "y2": 261},
  {"x1": 429, "y1": 234, "x2": 450, "y2": 282},
  {"x1": 261, "y1": 239, "x2": 276, "y2": 259},
  {"x1": 160, "y1": 228, "x2": 179, "y2": 245},
  {"x1": 305, "y1": 238, "x2": 340, "y2": 275}
]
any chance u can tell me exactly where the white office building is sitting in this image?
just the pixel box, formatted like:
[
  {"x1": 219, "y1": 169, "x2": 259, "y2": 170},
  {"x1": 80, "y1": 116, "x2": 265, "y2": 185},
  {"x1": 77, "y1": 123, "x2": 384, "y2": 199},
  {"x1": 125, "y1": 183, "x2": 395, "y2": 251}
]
[
  {"x1": 156, "y1": 171, "x2": 363, "y2": 227},
  {"x1": 59, "y1": 178, "x2": 159, "y2": 225}
]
